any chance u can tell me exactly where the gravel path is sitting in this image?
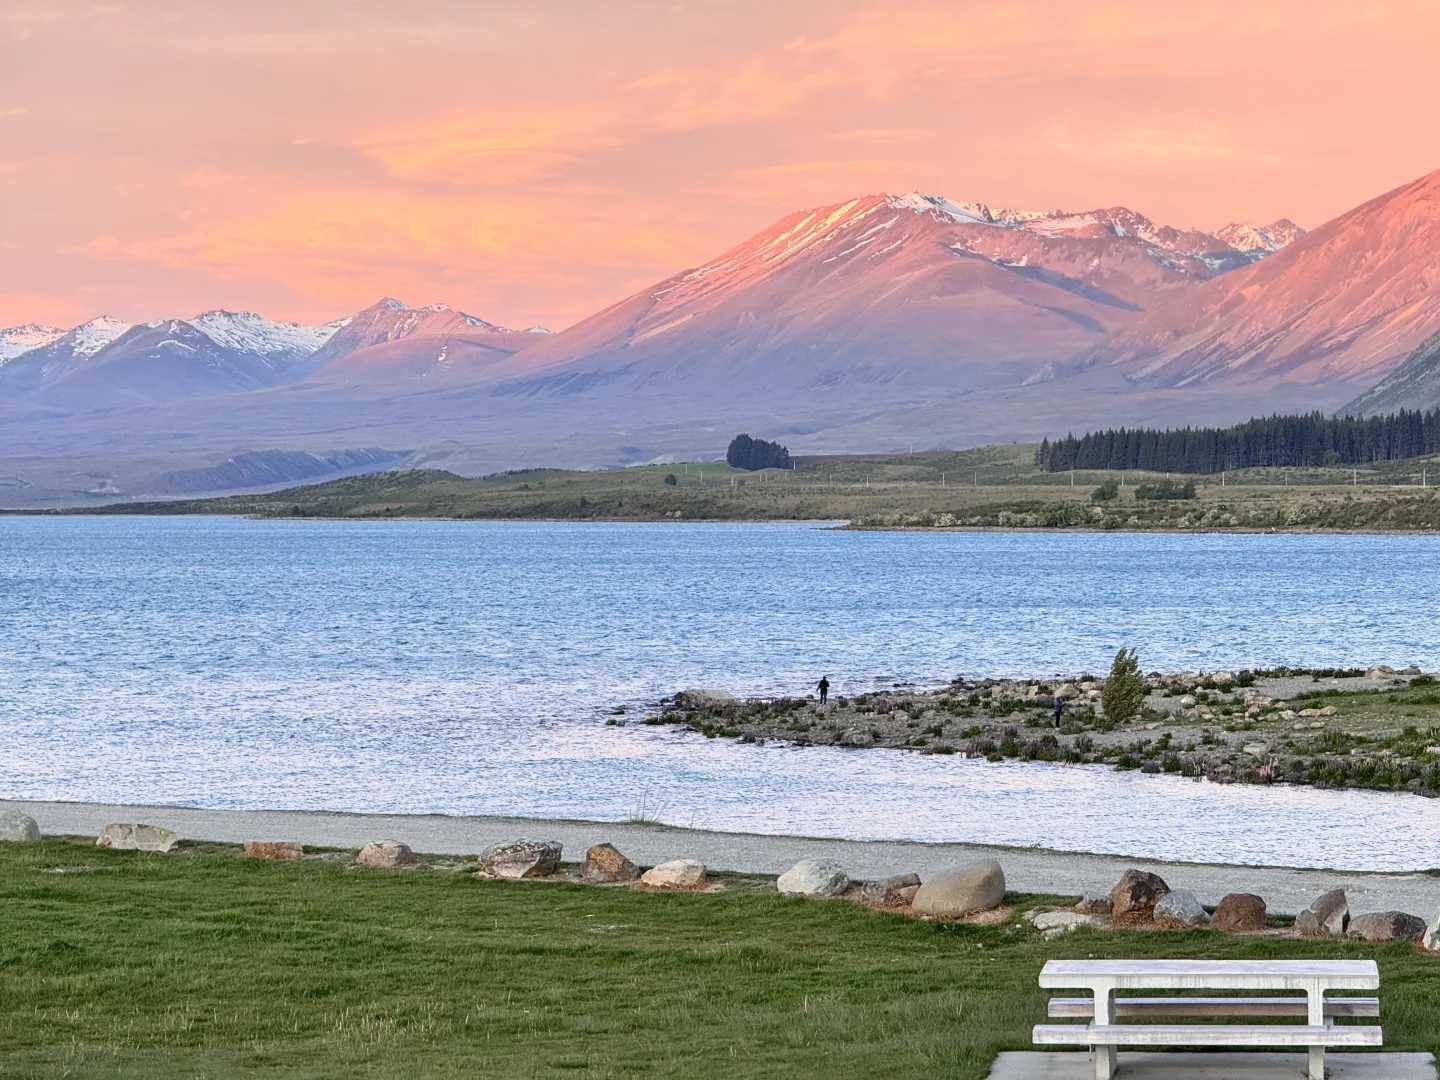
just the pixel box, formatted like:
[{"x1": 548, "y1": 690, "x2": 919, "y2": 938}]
[{"x1": 9, "y1": 799, "x2": 1438, "y2": 918}]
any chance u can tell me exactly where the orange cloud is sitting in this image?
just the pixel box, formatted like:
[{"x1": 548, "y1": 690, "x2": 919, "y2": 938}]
[{"x1": 359, "y1": 108, "x2": 624, "y2": 185}]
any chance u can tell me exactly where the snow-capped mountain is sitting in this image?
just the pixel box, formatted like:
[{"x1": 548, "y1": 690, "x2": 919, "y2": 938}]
[
  {"x1": 1214, "y1": 219, "x2": 1307, "y2": 257},
  {"x1": 485, "y1": 189, "x2": 1283, "y2": 401},
  {"x1": 187, "y1": 309, "x2": 351, "y2": 362},
  {"x1": 0, "y1": 324, "x2": 65, "y2": 363},
  {"x1": 0, "y1": 317, "x2": 134, "y2": 393}
]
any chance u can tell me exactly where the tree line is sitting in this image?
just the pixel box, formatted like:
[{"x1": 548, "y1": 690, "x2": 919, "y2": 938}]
[{"x1": 1035, "y1": 410, "x2": 1440, "y2": 474}]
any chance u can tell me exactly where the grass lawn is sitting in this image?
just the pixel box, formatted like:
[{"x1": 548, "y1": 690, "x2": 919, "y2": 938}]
[{"x1": 1, "y1": 839, "x2": 1437, "y2": 1079}]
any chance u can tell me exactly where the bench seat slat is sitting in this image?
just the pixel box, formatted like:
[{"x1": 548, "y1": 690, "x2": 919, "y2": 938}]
[
  {"x1": 1047, "y1": 996, "x2": 1379, "y2": 1018},
  {"x1": 1032, "y1": 1024, "x2": 1383, "y2": 1048}
]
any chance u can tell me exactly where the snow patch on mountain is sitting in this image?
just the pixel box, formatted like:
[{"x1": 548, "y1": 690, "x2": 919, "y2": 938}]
[
  {"x1": 188, "y1": 310, "x2": 350, "y2": 357},
  {"x1": 70, "y1": 316, "x2": 132, "y2": 358},
  {"x1": 0, "y1": 323, "x2": 65, "y2": 363},
  {"x1": 1214, "y1": 218, "x2": 1306, "y2": 255}
]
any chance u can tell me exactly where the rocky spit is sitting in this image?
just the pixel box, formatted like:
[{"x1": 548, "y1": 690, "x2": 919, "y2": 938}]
[{"x1": 625, "y1": 666, "x2": 1440, "y2": 797}]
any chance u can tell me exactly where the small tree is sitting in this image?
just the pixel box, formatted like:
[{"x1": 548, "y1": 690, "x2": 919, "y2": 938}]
[
  {"x1": 1101, "y1": 647, "x2": 1146, "y2": 726},
  {"x1": 1091, "y1": 477, "x2": 1119, "y2": 503},
  {"x1": 726, "y1": 433, "x2": 792, "y2": 471},
  {"x1": 663, "y1": 473, "x2": 677, "y2": 486}
]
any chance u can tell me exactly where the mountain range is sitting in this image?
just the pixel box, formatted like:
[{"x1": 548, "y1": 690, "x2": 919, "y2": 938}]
[{"x1": 3, "y1": 167, "x2": 1440, "y2": 506}]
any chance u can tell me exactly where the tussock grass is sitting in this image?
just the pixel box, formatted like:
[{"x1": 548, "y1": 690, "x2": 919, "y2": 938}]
[{"x1": 1, "y1": 839, "x2": 1436, "y2": 1078}]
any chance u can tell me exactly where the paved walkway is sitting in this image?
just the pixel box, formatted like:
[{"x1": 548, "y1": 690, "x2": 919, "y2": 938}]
[
  {"x1": 988, "y1": 1054, "x2": 1436, "y2": 1079},
  {"x1": 8, "y1": 799, "x2": 1438, "y2": 917}
]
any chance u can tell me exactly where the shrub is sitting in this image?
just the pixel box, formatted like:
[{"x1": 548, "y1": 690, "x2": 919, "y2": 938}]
[
  {"x1": 663, "y1": 473, "x2": 677, "y2": 485},
  {"x1": 1040, "y1": 500, "x2": 1087, "y2": 527},
  {"x1": 1134, "y1": 479, "x2": 1197, "y2": 500},
  {"x1": 1091, "y1": 478, "x2": 1119, "y2": 503},
  {"x1": 1101, "y1": 647, "x2": 1146, "y2": 726}
]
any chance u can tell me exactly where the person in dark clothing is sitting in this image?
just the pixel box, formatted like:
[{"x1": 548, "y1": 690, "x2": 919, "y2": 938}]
[
  {"x1": 817, "y1": 676, "x2": 830, "y2": 706},
  {"x1": 1053, "y1": 694, "x2": 1065, "y2": 728}
]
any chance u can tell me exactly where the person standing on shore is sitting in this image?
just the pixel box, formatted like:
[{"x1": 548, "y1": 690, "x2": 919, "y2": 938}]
[
  {"x1": 817, "y1": 676, "x2": 830, "y2": 707},
  {"x1": 1053, "y1": 694, "x2": 1065, "y2": 728}
]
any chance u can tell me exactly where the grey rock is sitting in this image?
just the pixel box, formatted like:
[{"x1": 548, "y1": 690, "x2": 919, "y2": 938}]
[
  {"x1": 478, "y1": 838, "x2": 562, "y2": 879},
  {"x1": 1424, "y1": 907, "x2": 1440, "y2": 953},
  {"x1": 842, "y1": 729, "x2": 875, "y2": 748},
  {"x1": 357, "y1": 840, "x2": 419, "y2": 868},
  {"x1": 1154, "y1": 888, "x2": 1210, "y2": 929},
  {"x1": 677, "y1": 689, "x2": 735, "y2": 705},
  {"x1": 1346, "y1": 910, "x2": 1427, "y2": 942},
  {"x1": 911, "y1": 859, "x2": 1006, "y2": 918},
  {"x1": 0, "y1": 810, "x2": 41, "y2": 842},
  {"x1": 1032, "y1": 911, "x2": 1095, "y2": 934},
  {"x1": 1074, "y1": 894, "x2": 1113, "y2": 917},
  {"x1": 1110, "y1": 869, "x2": 1170, "y2": 924},
  {"x1": 95, "y1": 823, "x2": 177, "y2": 853},
  {"x1": 639, "y1": 859, "x2": 707, "y2": 889},
  {"x1": 852, "y1": 873, "x2": 921, "y2": 905},
  {"x1": 1296, "y1": 889, "x2": 1349, "y2": 937},
  {"x1": 777, "y1": 859, "x2": 850, "y2": 897}
]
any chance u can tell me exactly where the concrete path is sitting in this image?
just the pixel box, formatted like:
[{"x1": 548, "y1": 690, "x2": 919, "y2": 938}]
[
  {"x1": 988, "y1": 1054, "x2": 1435, "y2": 1079},
  {"x1": 9, "y1": 799, "x2": 1439, "y2": 917}
]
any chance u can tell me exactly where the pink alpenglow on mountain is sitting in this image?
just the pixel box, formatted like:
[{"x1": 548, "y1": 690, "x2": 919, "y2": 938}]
[
  {"x1": 492, "y1": 191, "x2": 1272, "y2": 399},
  {"x1": 1094, "y1": 170, "x2": 1440, "y2": 391},
  {"x1": 1214, "y1": 219, "x2": 1306, "y2": 256}
]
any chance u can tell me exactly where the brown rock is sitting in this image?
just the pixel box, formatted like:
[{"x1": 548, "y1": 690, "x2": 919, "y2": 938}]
[
  {"x1": 357, "y1": 840, "x2": 418, "y2": 868},
  {"x1": 1109, "y1": 869, "x2": 1170, "y2": 925},
  {"x1": 581, "y1": 843, "x2": 640, "y2": 884},
  {"x1": 243, "y1": 841, "x2": 303, "y2": 860},
  {"x1": 1212, "y1": 893, "x2": 1268, "y2": 932},
  {"x1": 638, "y1": 859, "x2": 707, "y2": 889}
]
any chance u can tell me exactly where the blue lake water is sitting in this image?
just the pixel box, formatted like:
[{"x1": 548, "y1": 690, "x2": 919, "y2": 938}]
[{"x1": 1, "y1": 516, "x2": 1438, "y2": 870}]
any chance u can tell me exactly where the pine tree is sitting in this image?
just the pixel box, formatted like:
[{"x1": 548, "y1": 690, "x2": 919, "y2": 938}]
[{"x1": 1100, "y1": 647, "x2": 1146, "y2": 727}]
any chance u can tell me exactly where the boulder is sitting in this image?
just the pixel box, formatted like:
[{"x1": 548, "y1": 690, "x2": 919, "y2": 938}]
[
  {"x1": 1346, "y1": 911, "x2": 1427, "y2": 942},
  {"x1": 776, "y1": 859, "x2": 850, "y2": 897},
  {"x1": 357, "y1": 840, "x2": 418, "y2": 868},
  {"x1": 243, "y1": 841, "x2": 303, "y2": 860},
  {"x1": 1110, "y1": 869, "x2": 1170, "y2": 925},
  {"x1": 581, "y1": 843, "x2": 640, "y2": 884},
  {"x1": 0, "y1": 810, "x2": 40, "y2": 842},
  {"x1": 639, "y1": 859, "x2": 707, "y2": 889},
  {"x1": 911, "y1": 859, "x2": 1006, "y2": 918},
  {"x1": 842, "y1": 729, "x2": 875, "y2": 748},
  {"x1": 852, "y1": 873, "x2": 921, "y2": 905},
  {"x1": 1424, "y1": 907, "x2": 1440, "y2": 953},
  {"x1": 478, "y1": 838, "x2": 562, "y2": 879},
  {"x1": 95, "y1": 823, "x2": 177, "y2": 853},
  {"x1": 1212, "y1": 893, "x2": 1268, "y2": 932},
  {"x1": 1295, "y1": 889, "x2": 1349, "y2": 937},
  {"x1": 1074, "y1": 894, "x2": 1113, "y2": 917},
  {"x1": 1154, "y1": 889, "x2": 1209, "y2": 929}
]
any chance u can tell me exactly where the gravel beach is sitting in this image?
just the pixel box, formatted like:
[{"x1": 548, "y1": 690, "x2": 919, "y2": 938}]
[{"x1": 9, "y1": 799, "x2": 1436, "y2": 917}]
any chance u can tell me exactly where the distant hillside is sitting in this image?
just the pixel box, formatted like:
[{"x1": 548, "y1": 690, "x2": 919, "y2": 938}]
[{"x1": 1341, "y1": 331, "x2": 1440, "y2": 416}]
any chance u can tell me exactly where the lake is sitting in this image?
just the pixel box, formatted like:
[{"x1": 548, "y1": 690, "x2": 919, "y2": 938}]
[{"x1": 1, "y1": 516, "x2": 1437, "y2": 870}]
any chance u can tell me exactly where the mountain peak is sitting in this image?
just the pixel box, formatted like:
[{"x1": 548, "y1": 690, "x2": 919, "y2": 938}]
[
  {"x1": 1214, "y1": 219, "x2": 1306, "y2": 255},
  {"x1": 0, "y1": 323, "x2": 66, "y2": 363}
]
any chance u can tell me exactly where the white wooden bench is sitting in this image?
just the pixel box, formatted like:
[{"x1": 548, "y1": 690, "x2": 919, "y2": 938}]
[{"x1": 1032, "y1": 959, "x2": 1381, "y2": 1080}]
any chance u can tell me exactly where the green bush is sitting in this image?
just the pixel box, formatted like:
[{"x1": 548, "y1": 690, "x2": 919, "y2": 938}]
[
  {"x1": 1091, "y1": 478, "x2": 1119, "y2": 503},
  {"x1": 1040, "y1": 500, "x2": 1087, "y2": 527},
  {"x1": 664, "y1": 473, "x2": 678, "y2": 485},
  {"x1": 1101, "y1": 647, "x2": 1146, "y2": 726}
]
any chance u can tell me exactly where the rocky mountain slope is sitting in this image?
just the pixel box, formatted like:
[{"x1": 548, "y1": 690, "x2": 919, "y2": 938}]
[
  {"x1": 1085, "y1": 170, "x2": 1440, "y2": 392},
  {"x1": 486, "y1": 192, "x2": 1273, "y2": 401},
  {"x1": 0, "y1": 324, "x2": 66, "y2": 362},
  {"x1": 1340, "y1": 330, "x2": 1440, "y2": 415}
]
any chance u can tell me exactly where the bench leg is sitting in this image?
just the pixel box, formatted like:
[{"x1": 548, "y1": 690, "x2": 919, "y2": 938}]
[
  {"x1": 1306, "y1": 984, "x2": 1326, "y2": 1080},
  {"x1": 1308, "y1": 1045, "x2": 1324, "y2": 1080},
  {"x1": 1093, "y1": 987, "x2": 1116, "y2": 1079}
]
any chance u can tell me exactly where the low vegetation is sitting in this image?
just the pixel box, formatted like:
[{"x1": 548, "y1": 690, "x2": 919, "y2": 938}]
[
  {"x1": 1, "y1": 839, "x2": 1436, "y2": 1079},
  {"x1": 34, "y1": 442, "x2": 1440, "y2": 530}
]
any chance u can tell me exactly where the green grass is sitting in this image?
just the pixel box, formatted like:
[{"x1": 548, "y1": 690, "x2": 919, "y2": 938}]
[{"x1": 2, "y1": 840, "x2": 1437, "y2": 1078}]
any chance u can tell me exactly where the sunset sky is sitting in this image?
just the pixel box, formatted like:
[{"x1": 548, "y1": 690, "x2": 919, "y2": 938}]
[{"x1": 4, "y1": 0, "x2": 1440, "y2": 332}]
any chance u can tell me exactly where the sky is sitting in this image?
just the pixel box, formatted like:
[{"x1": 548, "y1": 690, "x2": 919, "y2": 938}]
[{"x1": 3, "y1": 0, "x2": 1440, "y2": 332}]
